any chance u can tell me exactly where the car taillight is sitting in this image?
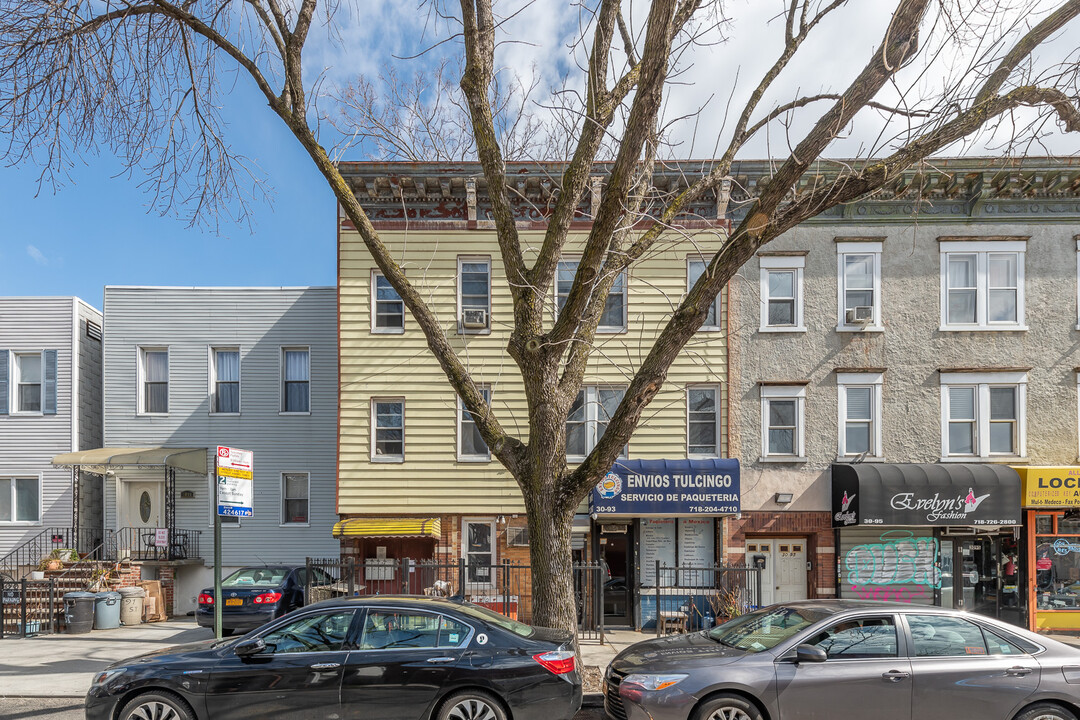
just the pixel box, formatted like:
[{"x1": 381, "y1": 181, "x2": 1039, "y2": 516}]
[
  {"x1": 198, "y1": 594, "x2": 214, "y2": 605},
  {"x1": 533, "y1": 650, "x2": 575, "y2": 675},
  {"x1": 253, "y1": 592, "x2": 283, "y2": 604}
]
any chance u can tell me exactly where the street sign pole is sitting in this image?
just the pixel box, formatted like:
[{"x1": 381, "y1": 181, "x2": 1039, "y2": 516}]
[
  {"x1": 213, "y1": 473, "x2": 222, "y2": 640},
  {"x1": 213, "y1": 445, "x2": 253, "y2": 641}
]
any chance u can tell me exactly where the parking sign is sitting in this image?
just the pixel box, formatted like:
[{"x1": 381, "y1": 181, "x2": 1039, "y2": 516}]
[{"x1": 215, "y1": 446, "x2": 254, "y2": 517}]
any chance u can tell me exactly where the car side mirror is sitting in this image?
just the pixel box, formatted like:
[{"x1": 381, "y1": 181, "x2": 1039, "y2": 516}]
[
  {"x1": 234, "y1": 637, "x2": 267, "y2": 657},
  {"x1": 795, "y1": 644, "x2": 827, "y2": 663}
]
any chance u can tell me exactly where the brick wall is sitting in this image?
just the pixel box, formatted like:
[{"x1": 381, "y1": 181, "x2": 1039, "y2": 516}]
[{"x1": 725, "y1": 511, "x2": 835, "y2": 598}]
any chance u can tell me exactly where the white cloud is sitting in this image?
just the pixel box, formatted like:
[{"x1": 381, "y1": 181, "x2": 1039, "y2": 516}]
[{"x1": 26, "y1": 245, "x2": 48, "y2": 265}]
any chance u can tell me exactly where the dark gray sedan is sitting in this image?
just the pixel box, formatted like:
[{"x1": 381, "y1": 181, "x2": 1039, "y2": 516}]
[{"x1": 605, "y1": 600, "x2": 1080, "y2": 720}]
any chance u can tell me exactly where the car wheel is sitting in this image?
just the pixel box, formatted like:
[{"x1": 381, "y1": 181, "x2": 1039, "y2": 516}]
[
  {"x1": 438, "y1": 690, "x2": 507, "y2": 720},
  {"x1": 119, "y1": 691, "x2": 194, "y2": 720},
  {"x1": 1014, "y1": 703, "x2": 1078, "y2": 720},
  {"x1": 692, "y1": 694, "x2": 763, "y2": 720}
]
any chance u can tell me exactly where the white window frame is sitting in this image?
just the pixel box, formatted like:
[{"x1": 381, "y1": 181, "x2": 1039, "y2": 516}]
[
  {"x1": 555, "y1": 257, "x2": 628, "y2": 333},
  {"x1": 566, "y1": 385, "x2": 628, "y2": 462},
  {"x1": 760, "y1": 384, "x2": 807, "y2": 462},
  {"x1": 836, "y1": 372, "x2": 884, "y2": 460},
  {"x1": 687, "y1": 257, "x2": 722, "y2": 332},
  {"x1": 939, "y1": 371, "x2": 1027, "y2": 461},
  {"x1": 457, "y1": 256, "x2": 493, "y2": 335},
  {"x1": 462, "y1": 517, "x2": 497, "y2": 589},
  {"x1": 686, "y1": 384, "x2": 721, "y2": 458},
  {"x1": 939, "y1": 240, "x2": 1027, "y2": 331},
  {"x1": 836, "y1": 241, "x2": 883, "y2": 332},
  {"x1": 457, "y1": 385, "x2": 493, "y2": 462},
  {"x1": 208, "y1": 346, "x2": 241, "y2": 415},
  {"x1": 280, "y1": 346, "x2": 311, "y2": 415},
  {"x1": 137, "y1": 346, "x2": 169, "y2": 416},
  {"x1": 759, "y1": 255, "x2": 806, "y2": 332},
  {"x1": 371, "y1": 397, "x2": 405, "y2": 463},
  {"x1": 280, "y1": 472, "x2": 310, "y2": 527},
  {"x1": 0, "y1": 475, "x2": 42, "y2": 525},
  {"x1": 11, "y1": 351, "x2": 44, "y2": 415},
  {"x1": 371, "y1": 269, "x2": 405, "y2": 334}
]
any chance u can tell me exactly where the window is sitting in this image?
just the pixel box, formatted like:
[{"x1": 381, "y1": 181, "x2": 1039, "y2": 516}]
[
  {"x1": 940, "y1": 240, "x2": 1026, "y2": 329},
  {"x1": 14, "y1": 353, "x2": 42, "y2": 413},
  {"x1": 281, "y1": 348, "x2": 310, "y2": 413},
  {"x1": 259, "y1": 610, "x2": 355, "y2": 653},
  {"x1": 0, "y1": 477, "x2": 40, "y2": 523},
  {"x1": 556, "y1": 259, "x2": 627, "y2": 332},
  {"x1": 372, "y1": 271, "x2": 405, "y2": 333},
  {"x1": 372, "y1": 399, "x2": 404, "y2": 461},
  {"x1": 211, "y1": 348, "x2": 240, "y2": 414},
  {"x1": 908, "y1": 615, "x2": 991, "y2": 657},
  {"x1": 837, "y1": 242, "x2": 882, "y2": 330},
  {"x1": 464, "y1": 520, "x2": 495, "y2": 586},
  {"x1": 566, "y1": 386, "x2": 627, "y2": 460},
  {"x1": 359, "y1": 611, "x2": 468, "y2": 650},
  {"x1": 140, "y1": 348, "x2": 168, "y2": 414},
  {"x1": 687, "y1": 386, "x2": 720, "y2": 457},
  {"x1": 687, "y1": 259, "x2": 721, "y2": 331},
  {"x1": 458, "y1": 386, "x2": 492, "y2": 461},
  {"x1": 458, "y1": 257, "x2": 491, "y2": 332},
  {"x1": 759, "y1": 255, "x2": 805, "y2": 331},
  {"x1": 760, "y1": 384, "x2": 806, "y2": 460},
  {"x1": 282, "y1": 473, "x2": 309, "y2": 525},
  {"x1": 805, "y1": 616, "x2": 898, "y2": 659},
  {"x1": 837, "y1": 373, "x2": 883, "y2": 458},
  {"x1": 940, "y1": 372, "x2": 1026, "y2": 458}
]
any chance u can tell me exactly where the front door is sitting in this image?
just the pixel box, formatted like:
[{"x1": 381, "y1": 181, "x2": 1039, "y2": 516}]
[
  {"x1": 601, "y1": 531, "x2": 632, "y2": 626},
  {"x1": 122, "y1": 481, "x2": 163, "y2": 529},
  {"x1": 750, "y1": 539, "x2": 808, "y2": 606},
  {"x1": 205, "y1": 608, "x2": 357, "y2": 720}
]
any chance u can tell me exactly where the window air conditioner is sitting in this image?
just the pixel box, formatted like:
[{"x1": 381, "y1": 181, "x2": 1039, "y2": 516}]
[
  {"x1": 462, "y1": 308, "x2": 489, "y2": 329},
  {"x1": 845, "y1": 306, "x2": 873, "y2": 324}
]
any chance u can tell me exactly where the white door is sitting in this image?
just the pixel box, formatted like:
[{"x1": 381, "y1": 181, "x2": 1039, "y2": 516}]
[
  {"x1": 748, "y1": 538, "x2": 808, "y2": 606},
  {"x1": 123, "y1": 481, "x2": 164, "y2": 529}
]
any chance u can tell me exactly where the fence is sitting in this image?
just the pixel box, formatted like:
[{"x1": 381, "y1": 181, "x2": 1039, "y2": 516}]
[
  {"x1": 648, "y1": 562, "x2": 762, "y2": 637},
  {"x1": 109, "y1": 527, "x2": 202, "y2": 562},
  {"x1": 304, "y1": 557, "x2": 606, "y2": 641},
  {"x1": 0, "y1": 579, "x2": 60, "y2": 638}
]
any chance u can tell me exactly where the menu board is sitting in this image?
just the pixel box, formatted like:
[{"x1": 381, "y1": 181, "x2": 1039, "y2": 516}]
[
  {"x1": 678, "y1": 518, "x2": 714, "y2": 568},
  {"x1": 639, "y1": 519, "x2": 676, "y2": 587}
]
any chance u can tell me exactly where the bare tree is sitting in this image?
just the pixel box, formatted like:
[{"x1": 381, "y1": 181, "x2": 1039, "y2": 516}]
[{"x1": 3, "y1": 0, "x2": 1080, "y2": 634}]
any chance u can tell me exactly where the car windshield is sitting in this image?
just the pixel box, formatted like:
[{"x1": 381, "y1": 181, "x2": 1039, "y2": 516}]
[
  {"x1": 707, "y1": 606, "x2": 831, "y2": 653},
  {"x1": 222, "y1": 567, "x2": 289, "y2": 588},
  {"x1": 455, "y1": 603, "x2": 535, "y2": 638}
]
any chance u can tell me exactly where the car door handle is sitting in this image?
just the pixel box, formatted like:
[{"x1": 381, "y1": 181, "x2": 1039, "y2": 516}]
[
  {"x1": 427, "y1": 657, "x2": 456, "y2": 664},
  {"x1": 882, "y1": 670, "x2": 910, "y2": 682},
  {"x1": 1006, "y1": 666, "x2": 1033, "y2": 677},
  {"x1": 310, "y1": 663, "x2": 341, "y2": 670}
]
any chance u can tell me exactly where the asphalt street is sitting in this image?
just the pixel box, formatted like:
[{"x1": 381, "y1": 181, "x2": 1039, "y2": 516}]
[{"x1": 0, "y1": 697, "x2": 607, "y2": 720}]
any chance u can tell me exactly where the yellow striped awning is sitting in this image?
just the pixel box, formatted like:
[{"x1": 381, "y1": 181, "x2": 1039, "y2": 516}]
[{"x1": 332, "y1": 517, "x2": 442, "y2": 539}]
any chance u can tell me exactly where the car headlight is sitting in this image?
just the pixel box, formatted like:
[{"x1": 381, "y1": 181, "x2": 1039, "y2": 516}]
[
  {"x1": 91, "y1": 668, "x2": 127, "y2": 687},
  {"x1": 621, "y1": 673, "x2": 689, "y2": 691}
]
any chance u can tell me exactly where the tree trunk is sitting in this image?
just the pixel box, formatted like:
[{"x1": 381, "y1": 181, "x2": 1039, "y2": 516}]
[{"x1": 523, "y1": 485, "x2": 579, "y2": 634}]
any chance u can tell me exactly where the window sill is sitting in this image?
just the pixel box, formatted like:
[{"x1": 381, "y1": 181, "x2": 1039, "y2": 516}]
[
  {"x1": 457, "y1": 328, "x2": 492, "y2": 336},
  {"x1": 688, "y1": 453, "x2": 721, "y2": 460},
  {"x1": 938, "y1": 325, "x2": 1028, "y2": 333},
  {"x1": 596, "y1": 328, "x2": 628, "y2": 335},
  {"x1": 697, "y1": 326, "x2": 723, "y2": 333},
  {"x1": 372, "y1": 328, "x2": 405, "y2": 335},
  {"x1": 938, "y1": 456, "x2": 1029, "y2": 463},
  {"x1": 371, "y1": 456, "x2": 405, "y2": 464},
  {"x1": 279, "y1": 523, "x2": 310, "y2": 528},
  {"x1": 0, "y1": 521, "x2": 42, "y2": 526},
  {"x1": 759, "y1": 326, "x2": 807, "y2": 334},
  {"x1": 836, "y1": 326, "x2": 884, "y2": 333},
  {"x1": 278, "y1": 411, "x2": 311, "y2": 416},
  {"x1": 208, "y1": 412, "x2": 241, "y2": 417},
  {"x1": 836, "y1": 455, "x2": 886, "y2": 463},
  {"x1": 758, "y1": 456, "x2": 808, "y2": 464},
  {"x1": 457, "y1": 456, "x2": 493, "y2": 463},
  {"x1": 11, "y1": 411, "x2": 45, "y2": 417},
  {"x1": 137, "y1": 413, "x2": 169, "y2": 418}
]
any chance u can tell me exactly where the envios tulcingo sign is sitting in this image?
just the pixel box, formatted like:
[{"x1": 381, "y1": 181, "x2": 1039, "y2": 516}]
[{"x1": 216, "y1": 445, "x2": 254, "y2": 518}]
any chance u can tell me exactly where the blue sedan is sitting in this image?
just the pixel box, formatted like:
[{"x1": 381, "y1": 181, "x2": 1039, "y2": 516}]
[{"x1": 195, "y1": 565, "x2": 333, "y2": 634}]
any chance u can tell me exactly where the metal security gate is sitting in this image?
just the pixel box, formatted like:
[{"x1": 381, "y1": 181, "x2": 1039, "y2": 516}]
[
  {"x1": 650, "y1": 562, "x2": 762, "y2": 636},
  {"x1": 0, "y1": 579, "x2": 59, "y2": 638}
]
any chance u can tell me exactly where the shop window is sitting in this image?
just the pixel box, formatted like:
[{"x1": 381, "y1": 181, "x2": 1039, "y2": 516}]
[
  {"x1": 0, "y1": 477, "x2": 40, "y2": 523},
  {"x1": 940, "y1": 240, "x2": 1026, "y2": 330},
  {"x1": 940, "y1": 372, "x2": 1026, "y2": 459},
  {"x1": 638, "y1": 518, "x2": 716, "y2": 587},
  {"x1": 837, "y1": 242, "x2": 883, "y2": 331},
  {"x1": 687, "y1": 258, "x2": 721, "y2": 331},
  {"x1": 1034, "y1": 517, "x2": 1080, "y2": 611},
  {"x1": 908, "y1": 615, "x2": 988, "y2": 657},
  {"x1": 556, "y1": 258, "x2": 627, "y2": 332},
  {"x1": 566, "y1": 386, "x2": 627, "y2": 461},
  {"x1": 463, "y1": 520, "x2": 495, "y2": 586},
  {"x1": 759, "y1": 255, "x2": 805, "y2": 332},
  {"x1": 372, "y1": 270, "x2": 405, "y2": 333}
]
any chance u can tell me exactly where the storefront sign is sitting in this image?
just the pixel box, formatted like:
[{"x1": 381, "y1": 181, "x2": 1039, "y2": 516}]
[
  {"x1": 832, "y1": 463, "x2": 1021, "y2": 527},
  {"x1": 1017, "y1": 467, "x2": 1080, "y2": 507},
  {"x1": 591, "y1": 458, "x2": 740, "y2": 516},
  {"x1": 216, "y1": 445, "x2": 254, "y2": 517}
]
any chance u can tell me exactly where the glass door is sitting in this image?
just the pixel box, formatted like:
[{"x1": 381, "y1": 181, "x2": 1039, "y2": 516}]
[
  {"x1": 601, "y1": 532, "x2": 632, "y2": 626},
  {"x1": 958, "y1": 537, "x2": 999, "y2": 617}
]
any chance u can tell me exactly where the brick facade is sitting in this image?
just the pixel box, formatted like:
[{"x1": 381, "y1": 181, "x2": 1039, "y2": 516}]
[{"x1": 725, "y1": 511, "x2": 835, "y2": 598}]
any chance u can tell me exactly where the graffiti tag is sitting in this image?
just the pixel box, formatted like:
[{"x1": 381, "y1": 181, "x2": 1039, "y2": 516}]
[{"x1": 845, "y1": 533, "x2": 941, "y2": 588}]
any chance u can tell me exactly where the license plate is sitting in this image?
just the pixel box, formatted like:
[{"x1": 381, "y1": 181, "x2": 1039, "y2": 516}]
[{"x1": 226, "y1": 598, "x2": 243, "y2": 606}]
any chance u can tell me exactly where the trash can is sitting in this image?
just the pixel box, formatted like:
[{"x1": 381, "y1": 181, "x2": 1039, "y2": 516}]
[
  {"x1": 93, "y1": 591, "x2": 122, "y2": 630},
  {"x1": 63, "y1": 591, "x2": 96, "y2": 634},
  {"x1": 118, "y1": 587, "x2": 145, "y2": 626}
]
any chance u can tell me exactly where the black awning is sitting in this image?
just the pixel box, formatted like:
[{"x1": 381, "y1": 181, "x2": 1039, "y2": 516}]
[{"x1": 832, "y1": 463, "x2": 1021, "y2": 528}]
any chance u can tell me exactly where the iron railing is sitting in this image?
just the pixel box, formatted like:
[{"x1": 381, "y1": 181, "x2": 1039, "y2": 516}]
[
  {"x1": 0, "y1": 578, "x2": 59, "y2": 638},
  {"x1": 650, "y1": 562, "x2": 763, "y2": 637},
  {"x1": 110, "y1": 527, "x2": 201, "y2": 562},
  {"x1": 0, "y1": 527, "x2": 102, "y2": 582},
  {"x1": 304, "y1": 557, "x2": 606, "y2": 641}
]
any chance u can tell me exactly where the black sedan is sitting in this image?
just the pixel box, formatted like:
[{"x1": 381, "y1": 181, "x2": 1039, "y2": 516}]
[
  {"x1": 88, "y1": 595, "x2": 582, "y2": 720},
  {"x1": 195, "y1": 565, "x2": 334, "y2": 634},
  {"x1": 606, "y1": 600, "x2": 1080, "y2": 720}
]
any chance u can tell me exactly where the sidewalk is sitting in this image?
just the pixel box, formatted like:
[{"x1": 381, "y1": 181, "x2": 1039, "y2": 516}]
[{"x1": 0, "y1": 618, "x2": 213, "y2": 698}]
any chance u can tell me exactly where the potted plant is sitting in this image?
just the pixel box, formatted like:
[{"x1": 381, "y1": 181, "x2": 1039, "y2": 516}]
[{"x1": 38, "y1": 548, "x2": 79, "y2": 573}]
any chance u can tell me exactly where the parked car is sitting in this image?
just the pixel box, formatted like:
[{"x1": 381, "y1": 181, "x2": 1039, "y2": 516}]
[
  {"x1": 87, "y1": 595, "x2": 581, "y2": 720},
  {"x1": 605, "y1": 599, "x2": 1080, "y2": 720},
  {"x1": 195, "y1": 565, "x2": 334, "y2": 634}
]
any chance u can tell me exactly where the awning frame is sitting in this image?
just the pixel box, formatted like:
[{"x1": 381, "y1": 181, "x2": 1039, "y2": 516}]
[
  {"x1": 332, "y1": 517, "x2": 442, "y2": 539},
  {"x1": 52, "y1": 447, "x2": 209, "y2": 476}
]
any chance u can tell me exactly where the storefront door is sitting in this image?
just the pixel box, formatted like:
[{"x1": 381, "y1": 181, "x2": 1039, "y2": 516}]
[
  {"x1": 941, "y1": 533, "x2": 1022, "y2": 626},
  {"x1": 601, "y1": 531, "x2": 632, "y2": 626},
  {"x1": 750, "y1": 539, "x2": 808, "y2": 606}
]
